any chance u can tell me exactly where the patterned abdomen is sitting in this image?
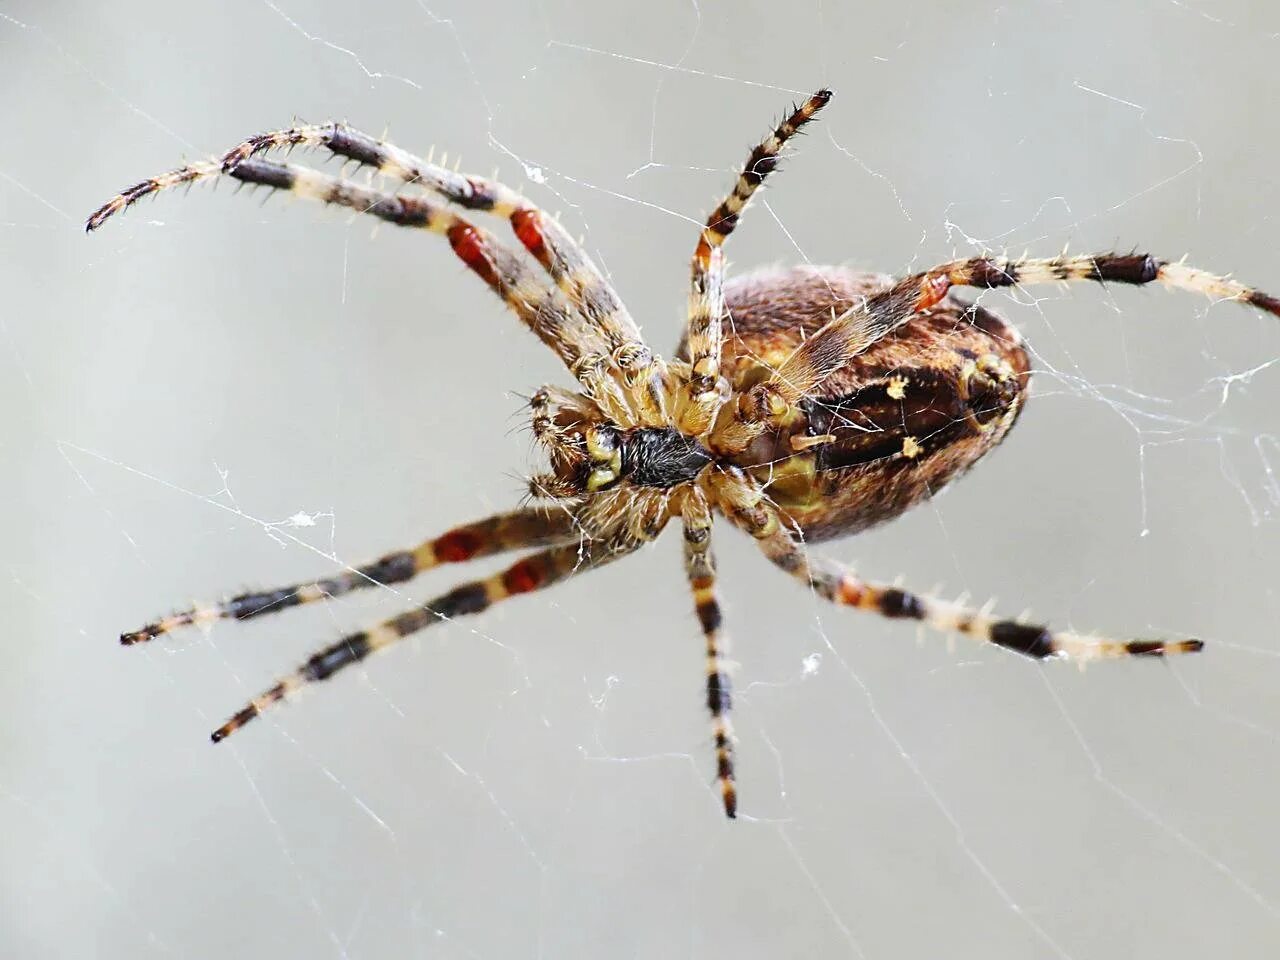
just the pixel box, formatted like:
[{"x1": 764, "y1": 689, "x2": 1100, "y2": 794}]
[{"x1": 712, "y1": 266, "x2": 1032, "y2": 541}]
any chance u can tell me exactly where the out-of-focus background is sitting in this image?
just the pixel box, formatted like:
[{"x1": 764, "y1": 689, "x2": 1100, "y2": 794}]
[{"x1": 3, "y1": 1, "x2": 1279, "y2": 957}]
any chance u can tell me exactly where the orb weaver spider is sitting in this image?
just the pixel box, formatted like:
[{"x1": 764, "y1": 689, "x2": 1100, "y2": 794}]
[{"x1": 89, "y1": 89, "x2": 1279, "y2": 818}]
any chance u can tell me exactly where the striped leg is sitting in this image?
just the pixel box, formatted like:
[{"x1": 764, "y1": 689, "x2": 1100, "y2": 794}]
[
  {"x1": 718, "y1": 250, "x2": 1280, "y2": 453},
  {"x1": 938, "y1": 252, "x2": 1280, "y2": 315},
  {"x1": 680, "y1": 90, "x2": 831, "y2": 435},
  {"x1": 682, "y1": 489, "x2": 736, "y2": 818},
  {"x1": 86, "y1": 125, "x2": 661, "y2": 423},
  {"x1": 779, "y1": 252, "x2": 1280, "y2": 416},
  {"x1": 210, "y1": 534, "x2": 639, "y2": 742},
  {"x1": 712, "y1": 470, "x2": 1203, "y2": 663},
  {"x1": 87, "y1": 156, "x2": 633, "y2": 409},
  {"x1": 121, "y1": 508, "x2": 580, "y2": 645}
]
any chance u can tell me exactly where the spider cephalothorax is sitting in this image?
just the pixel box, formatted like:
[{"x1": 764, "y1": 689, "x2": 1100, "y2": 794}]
[
  {"x1": 529, "y1": 389, "x2": 714, "y2": 497},
  {"x1": 91, "y1": 90, "x2": 1278, "y2": 819}
]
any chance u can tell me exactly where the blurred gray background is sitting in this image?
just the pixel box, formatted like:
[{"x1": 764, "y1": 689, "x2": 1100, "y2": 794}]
[{"x1": 3, "y1": 1, "x2": 1279, "y2": 957}]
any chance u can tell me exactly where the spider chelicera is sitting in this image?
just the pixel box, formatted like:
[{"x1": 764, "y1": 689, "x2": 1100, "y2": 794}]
[{"x1": 89, "y1": 89, "x2": 1279, "y2": 818}]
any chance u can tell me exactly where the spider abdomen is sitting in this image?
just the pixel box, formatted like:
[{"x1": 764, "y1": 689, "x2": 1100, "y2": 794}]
[{"x1": 713, "y1": 266, "x2": 1031, "y2": 541}]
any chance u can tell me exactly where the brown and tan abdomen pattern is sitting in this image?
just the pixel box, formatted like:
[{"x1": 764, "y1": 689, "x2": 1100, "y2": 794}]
[{"x1": 708, "y1": 266, "x2": 1032, "y2": 541}]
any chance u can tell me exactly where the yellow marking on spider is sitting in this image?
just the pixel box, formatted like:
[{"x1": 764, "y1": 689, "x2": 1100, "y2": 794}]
[
  {"x1": 1159, "y1": 261, "x2": 1251, "y2": 301},
  {"x1": 295, "y1": 583, "x2": 327, "y2": 603},
  {"x1": 254, "y1": 677, "x2": 300, "y2": 713},
  {"x1": 790, "y1": 432, "x2": 836, "y2": 452},
  {"x1": 414, "y1": 542, "x2": 440, "y2": 568},
  {"x1": 584, "y1": 428, "x2": 615, "y2": 462},
  {"x1": 886, "y1": 376, "x2": 908, "y2": 400},
  {"x1": 181, "y1": 602, "x2": 221, "y2": 630},
  {"x1": 692, "y1": 585, "x2": 717, "y2": 605},
  {"x1": 365, "y1": 624, "x2": 400, "y2": 651},
  {"x1": 901, "y1": 436, "x2": 923, "y2": 459},
  {"x1": 586, "y1": 467, "x2": 618, "y2": 492},
  {"x1": 692, "y1": 357, "x2": 719, "y2": 379}
]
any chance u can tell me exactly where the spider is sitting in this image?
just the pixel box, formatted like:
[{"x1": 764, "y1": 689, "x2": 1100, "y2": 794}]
[{"x1": 89, "y1": 89, "x2": 1280, "y2": 819}]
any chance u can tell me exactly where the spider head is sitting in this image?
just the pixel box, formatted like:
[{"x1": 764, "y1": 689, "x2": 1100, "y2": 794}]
[{"x1": 528, "y1": 390, "x2": 713, "y2": 499}]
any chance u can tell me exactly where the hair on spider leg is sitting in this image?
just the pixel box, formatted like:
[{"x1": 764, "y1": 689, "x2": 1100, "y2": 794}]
[{"x1": 505, "y1": 416, "x2": 537, "y2": 441}]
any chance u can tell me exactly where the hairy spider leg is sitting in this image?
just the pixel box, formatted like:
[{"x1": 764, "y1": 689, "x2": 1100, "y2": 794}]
[
  {"x1": 679, "y1": 89, "x2": 832, "y2": 436},
  {"x1": 120, "y1": 508, "x2": 581, "y2": 645},
  {"x1": 719, "y1": 251, "x2": 1280, "y2": 452},
  {"x1": 804, "y1": 253, "x2": 1279, "y2": 427},
  {"x1": 711, "y1": 470, "x2": 1202, "y2": 662},
  {"x1": 222, "y1": 124, "x2": 663, "y2": 413},
  {"x1": 210, "y1": 535, "x2": 641, "y2": 742},
  {"x1": 681, "y1": 488, "x2": 736, "y2": 818},
  {"x1": 86, "y1": 157, "x2": 636, "y2": 415},
  {"x1": 87, "y1": 124, "x2": 662, "y2": 426}
]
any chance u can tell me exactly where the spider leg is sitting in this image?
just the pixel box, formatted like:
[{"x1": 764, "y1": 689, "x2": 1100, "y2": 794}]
[
  {"x1": 87, "y1": 125, "x2": 663, "y2": 423},
  {"x1": 121, "y1": 507, "x2": 581, "y2": 645},
  {"x1": 718, "y1": 250, "x2": 1280, "y2": 452},
  {"x1": 89, "y1": 156, "x2": 635, "y2": 411},
  {"x1": 679, "y1": 90, "x2": 831, "y2": 436},
  {"x1": 210, "y1": 533, "x2": 642, "y2": 742},
  {"x1": 940, "y1": 252, "x2": 1280, "y2": 315},
  {"x1": 712, "y1": 469, "x2": 1203, "y2": 662},
  {"x1": 681, "y1": 487, "x2": 736, "y2": 818}
]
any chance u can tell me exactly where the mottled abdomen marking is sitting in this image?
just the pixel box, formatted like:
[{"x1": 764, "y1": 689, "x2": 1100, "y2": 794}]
[{"x1": 706, "y1": 266, "x2": 1031, "y2": 541}]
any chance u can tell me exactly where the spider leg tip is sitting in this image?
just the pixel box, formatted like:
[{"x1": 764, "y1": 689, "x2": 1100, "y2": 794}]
[
  {"x1": 210, "y1": 717, "x2": 242, "y2": 743},
  {"x1": 1128, "y1": 637, "x2": 1203, "y2": 657},
  {"x1": 721, "y1": 786, "x2": 738, "y2": 819},
  {"x1": 212, "y1": 703, "x2": 262, "y2": 742}
]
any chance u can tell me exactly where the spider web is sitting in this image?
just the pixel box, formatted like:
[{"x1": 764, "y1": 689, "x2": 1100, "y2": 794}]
[{"x1": 3, "y1": 0, "x2": 1279, "y2": 957}]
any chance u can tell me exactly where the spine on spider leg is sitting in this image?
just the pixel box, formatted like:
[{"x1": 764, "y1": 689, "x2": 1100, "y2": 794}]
[{"x1": 86, "y1": 160, "x2": 224, "y2": 232}]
